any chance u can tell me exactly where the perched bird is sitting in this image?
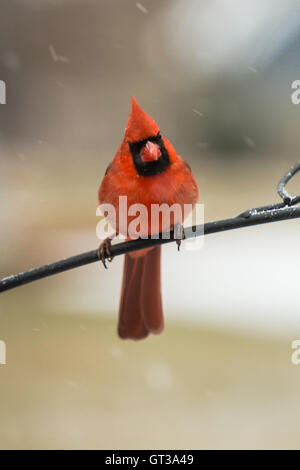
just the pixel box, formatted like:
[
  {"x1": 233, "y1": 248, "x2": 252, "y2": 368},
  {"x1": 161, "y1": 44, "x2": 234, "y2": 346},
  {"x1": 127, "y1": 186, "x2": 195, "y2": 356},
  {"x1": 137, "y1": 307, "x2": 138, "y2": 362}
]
[{"x1": 98, "y1": 97, "x2": 199, "y2": 340}]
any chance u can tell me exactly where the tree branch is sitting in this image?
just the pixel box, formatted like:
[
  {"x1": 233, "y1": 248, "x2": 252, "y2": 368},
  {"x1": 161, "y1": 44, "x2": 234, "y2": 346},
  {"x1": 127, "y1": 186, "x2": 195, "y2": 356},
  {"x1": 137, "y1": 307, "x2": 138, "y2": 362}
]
[{"x1": 1, "y1": 162, "x2": 300, "y2": 293}]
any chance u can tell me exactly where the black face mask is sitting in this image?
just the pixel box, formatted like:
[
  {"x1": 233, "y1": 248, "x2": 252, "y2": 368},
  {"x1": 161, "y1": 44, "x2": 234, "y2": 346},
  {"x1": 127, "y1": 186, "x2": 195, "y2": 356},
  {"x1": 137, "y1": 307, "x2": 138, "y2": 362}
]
[{"x1": 129, "y1": 132, "x2": 171, "y2": 177}]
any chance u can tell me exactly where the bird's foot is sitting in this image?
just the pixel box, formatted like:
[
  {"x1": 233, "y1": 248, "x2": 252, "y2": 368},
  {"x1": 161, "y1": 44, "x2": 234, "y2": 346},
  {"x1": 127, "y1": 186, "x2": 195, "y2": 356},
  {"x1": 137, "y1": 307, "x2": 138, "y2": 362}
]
[
  {"x1": 98, "y1": 237, "x2": 114, "y2": 269},
  {"x1": 174, "y1": 223, "x2": 185, "y2": 251}
]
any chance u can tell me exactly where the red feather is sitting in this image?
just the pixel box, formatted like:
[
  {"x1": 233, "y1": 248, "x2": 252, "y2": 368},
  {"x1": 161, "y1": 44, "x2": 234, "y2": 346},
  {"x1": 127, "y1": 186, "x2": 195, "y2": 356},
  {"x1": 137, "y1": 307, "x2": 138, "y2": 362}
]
[{"x1": 98, "y1": 97, "x2": 198, "y2": 340}]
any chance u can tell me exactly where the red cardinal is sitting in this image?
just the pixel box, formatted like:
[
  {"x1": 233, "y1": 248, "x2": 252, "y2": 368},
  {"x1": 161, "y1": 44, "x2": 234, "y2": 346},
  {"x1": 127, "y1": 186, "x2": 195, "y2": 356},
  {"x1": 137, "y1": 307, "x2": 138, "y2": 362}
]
[{"x1": 98, "y1": 97, "x2": 198, "y2": 340}]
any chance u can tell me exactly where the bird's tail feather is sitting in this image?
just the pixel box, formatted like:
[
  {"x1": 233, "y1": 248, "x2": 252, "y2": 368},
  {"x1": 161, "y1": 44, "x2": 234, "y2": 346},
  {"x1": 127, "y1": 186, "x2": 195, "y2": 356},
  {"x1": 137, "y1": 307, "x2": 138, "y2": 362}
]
[{"x1": 118, "y1": 246, "x2": 163, "y2": 340}]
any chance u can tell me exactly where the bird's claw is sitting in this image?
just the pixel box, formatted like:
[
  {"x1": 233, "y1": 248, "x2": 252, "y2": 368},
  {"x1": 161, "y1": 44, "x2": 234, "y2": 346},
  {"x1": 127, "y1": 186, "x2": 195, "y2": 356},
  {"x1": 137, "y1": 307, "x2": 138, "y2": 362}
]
[
  {"x1": 174, "y1": 224, "x2": 185, "y2": 252},
  {"x1": 98, "y1": 237, "x2": 114, "y2": 269}
]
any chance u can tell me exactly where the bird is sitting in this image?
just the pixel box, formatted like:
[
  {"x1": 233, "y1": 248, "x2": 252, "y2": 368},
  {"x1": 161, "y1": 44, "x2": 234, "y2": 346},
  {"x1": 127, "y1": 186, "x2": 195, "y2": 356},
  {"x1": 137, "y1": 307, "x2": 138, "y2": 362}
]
[{"x1": 98, "y1": 97, "x2": 199, "y2": 340}]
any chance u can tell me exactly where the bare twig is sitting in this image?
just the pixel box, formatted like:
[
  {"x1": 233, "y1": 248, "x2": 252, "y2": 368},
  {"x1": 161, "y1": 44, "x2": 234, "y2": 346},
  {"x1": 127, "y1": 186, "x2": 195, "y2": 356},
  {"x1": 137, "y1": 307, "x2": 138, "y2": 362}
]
[{"x1": 1, "y1": 162, "x2": 300, "y2": 293}]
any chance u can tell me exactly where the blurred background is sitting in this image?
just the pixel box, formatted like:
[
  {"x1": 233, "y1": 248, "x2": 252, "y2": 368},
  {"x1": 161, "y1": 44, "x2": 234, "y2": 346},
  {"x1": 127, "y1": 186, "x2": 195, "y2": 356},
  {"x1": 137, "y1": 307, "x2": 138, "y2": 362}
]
[{"x1": 1, "y1": 0, "x2": 300, "y2": 450}]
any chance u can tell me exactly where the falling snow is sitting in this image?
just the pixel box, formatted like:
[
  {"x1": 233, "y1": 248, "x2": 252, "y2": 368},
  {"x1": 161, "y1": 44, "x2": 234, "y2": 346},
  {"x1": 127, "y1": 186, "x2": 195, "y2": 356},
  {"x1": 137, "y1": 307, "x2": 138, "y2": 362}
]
[
  {"x1": 49, "y1": 45, "x2": 70, "y2": 63},
  {"x1": 243, "y1": 136, "x2": 255, "y2": 148},
  {"x1": 196, "y1": 142, "x2": 209, "y2": 148},
  {"x1": 144, "y1": 361, "x2": 174, "y2": 390},
  {"x1": 247, "y1": 66, "x2": 258, "y2": 73},
  {"x1": 136, "y1": 2, "x2": 148, "y2": 14},
  {"x1": 2, "y1": 51, "x2": 20, "y2": 71},
  {"x1": 192, "y1": 108, "x2": 204, "y2": 117},
  {"x1": 110, "y1": 346, "x2": 123, "y2": 360}
]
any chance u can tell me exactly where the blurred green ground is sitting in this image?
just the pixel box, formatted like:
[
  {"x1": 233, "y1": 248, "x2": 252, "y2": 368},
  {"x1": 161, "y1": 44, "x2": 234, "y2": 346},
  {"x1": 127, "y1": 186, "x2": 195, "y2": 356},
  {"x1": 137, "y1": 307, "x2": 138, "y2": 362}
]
[{"x1": 0, "y1": 307, "x2": 299, "y2": 450}]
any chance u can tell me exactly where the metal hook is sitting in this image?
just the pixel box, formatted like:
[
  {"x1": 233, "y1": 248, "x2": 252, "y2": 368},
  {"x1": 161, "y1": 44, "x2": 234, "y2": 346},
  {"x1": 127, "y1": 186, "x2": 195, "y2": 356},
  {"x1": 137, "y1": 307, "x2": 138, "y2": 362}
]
[
  {"x1": 277, "y1": 161, "x2": 300, "y2": 206},
  {"x1": 238, "y1": 162, "x2": 300, "y2": 219}
]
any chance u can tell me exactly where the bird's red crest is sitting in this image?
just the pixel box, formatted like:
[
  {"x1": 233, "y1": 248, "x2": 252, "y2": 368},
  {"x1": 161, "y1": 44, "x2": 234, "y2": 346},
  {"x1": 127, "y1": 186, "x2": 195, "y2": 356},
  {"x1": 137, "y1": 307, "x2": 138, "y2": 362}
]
[{"x1": 124, "y1": 96, "x2": 159, "y2": 142}]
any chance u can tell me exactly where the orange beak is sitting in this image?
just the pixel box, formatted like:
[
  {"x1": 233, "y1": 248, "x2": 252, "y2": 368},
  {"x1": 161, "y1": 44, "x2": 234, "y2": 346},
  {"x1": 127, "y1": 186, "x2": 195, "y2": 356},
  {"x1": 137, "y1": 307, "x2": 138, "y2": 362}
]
[{"x1": 141, "y1": 141, "x2": 162, "y2": 162}]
